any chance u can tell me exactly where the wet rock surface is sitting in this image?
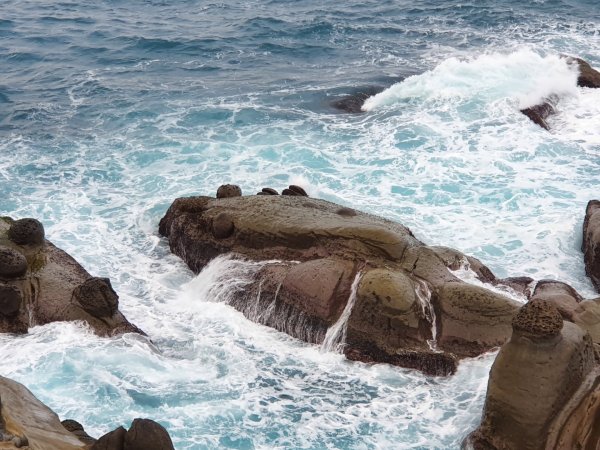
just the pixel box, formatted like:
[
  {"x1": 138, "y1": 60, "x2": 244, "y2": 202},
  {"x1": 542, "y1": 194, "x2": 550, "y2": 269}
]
[
  {"x1": 583, "y1": 199, "x2": 600, "y2": 292},
  {"x1": 0, "y1": 217, "x2": 142, "y2": 336},
  {"x1": 160, "y1": 191, "x2": 524, "y2": 375},
  {"x1": 520, "y1": 99, "x2": 556, "y2": 130}
]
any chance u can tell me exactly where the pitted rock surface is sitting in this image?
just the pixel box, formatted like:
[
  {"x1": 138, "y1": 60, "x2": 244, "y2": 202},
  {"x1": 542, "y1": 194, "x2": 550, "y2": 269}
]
[
  {"x1": 72, "y1": 277, "x2": 119, "y2": 318},
  {"x1": 8, "y1": 218, "x2": 45, "y2": 246},
  {"x1": 512, "y1": 299, "x2": 563, "y2": 339},
  {"x1": 0, "y1": 246, "x2": 28, "y2": 279},
  {"x1": 0, "y1": 284, "x2": 22, "y2": 316},
  {"x1": 216, "y1": 184, "x2": 242, "y2": 199}
]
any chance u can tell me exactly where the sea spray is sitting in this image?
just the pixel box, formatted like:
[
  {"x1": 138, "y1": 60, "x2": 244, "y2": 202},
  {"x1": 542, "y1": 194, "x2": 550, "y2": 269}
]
[
  {"x1": 414, "y1": 278, "x2": 438, "y2": 351},
  {"x1": 321, "y1": 271, "x2": 363, "y2": 353}
]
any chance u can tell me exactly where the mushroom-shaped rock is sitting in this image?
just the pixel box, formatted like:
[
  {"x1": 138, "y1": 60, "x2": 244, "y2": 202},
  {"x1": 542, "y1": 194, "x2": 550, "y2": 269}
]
[
  {"x1": 583, "y1": 199, "x2": 600, "y2": 292},
  {"x1": 216, "y1": 184, "x2": 242, "y2": 199},
  {"x1": 465, "y1": 300, "x2": 597, "y2": 450},
  {"x1": 91, "y1": 426, "x2": 126, "y2": 450},
  {"x1": 8, "y1": 218, "x2": 45, "y2": 246},
  {"x1": 72, "y1": 277, "x2": 119, "y2": 318},
  {"x1": 0, "y1": 246, "x2": 28, "y2": 279},
  {"x1": 512, "y1": 298, "x2": 563, "y2": 341},
  {"x1": 287, "y1": 185, "x2": 308, "y2": 197},
  {"x1": 123, "y1": 419, "x2": 174, "y2": 450},
  {"x1": 531, "y1": 280, "x2": 581, "y2": 321},
  {"x1": 0, "y1": 284, "x2": 22, "y2": 316}
]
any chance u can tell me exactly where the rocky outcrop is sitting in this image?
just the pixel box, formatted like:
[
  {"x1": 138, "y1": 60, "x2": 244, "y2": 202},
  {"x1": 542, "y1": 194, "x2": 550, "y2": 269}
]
[
  {"x1": 465, "y1": 300, "x2": 600, "y2": 449},
  {"x1": 583, "y1": 200, "x2": 600, "y2": 292},
  {"x1": 0, "y1": 217, "x2": 142, "y2": 336},
  {"x1": 0, "y1": 376, "x2": 88, "y2": 449},
  {"x1": 160, "y1": 192, "x2": 524, "y2": 375},
  {"x1": 91, "y1": 419, "x2": 174, "y2": 450},
  {"x1": 565, "y1": 55, "x2": 600, "y2": 88},
  {"x1": 520, "y1": 100, "x2": 556, "y2": 130}
]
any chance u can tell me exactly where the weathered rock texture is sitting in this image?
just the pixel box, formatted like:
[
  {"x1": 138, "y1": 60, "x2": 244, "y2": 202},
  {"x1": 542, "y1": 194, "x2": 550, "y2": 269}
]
[
  {"x1": 0, "y1": 376, "x2": 88, "y2": 450},
  {"x1": 0, "y1": 217, "x2": 142, "y2": 336},
  {"x1": 91, "y1": 419, "x2": 174, "y2": 450},
  {"x1": 160, "y1": 194, "x2": 524, "y2": 375},
  {"x1": 465, "y1": 300, "x2": 600, "y2": 450},
  {"x1": 583, "y1": 200, "x2": 600, "y2": 292}
]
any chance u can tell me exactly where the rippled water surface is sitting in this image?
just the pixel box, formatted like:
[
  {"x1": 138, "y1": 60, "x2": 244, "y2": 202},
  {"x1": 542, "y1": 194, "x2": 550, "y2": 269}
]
[{"x1": 1, "y1": 0, "x2": 599, "y2": 448}]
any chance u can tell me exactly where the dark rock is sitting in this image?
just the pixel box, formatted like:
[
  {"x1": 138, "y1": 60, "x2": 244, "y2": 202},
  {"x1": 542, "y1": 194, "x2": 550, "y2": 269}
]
[
  {"x1": 281, "y1": 188, "x2": 301, "y2": 196},
  {"x1": 91, "y1": 426, "x2": 126, "y2": 450},
  {"x1": 0, "y1": 284, "x2": 22, "y2": 316},
  {"x1": 565, "y1": 56, "x2": 600, "y2": 88},
  {"x1": 8, "y1": 218, "x2": 45, "y2": 246},
  {"x1": 0, "y1": 246, "x2": 28, "y2": 279},
  {"x1": 330, "y1": 86, "x2": 384, "y2": 113},
  {"x1": 72, "y1": 277, "x2": 119, "y2": 318},
  {"x1": 512, "y1": 299, "x2": 563, "y2": 341},
  {"x1": 123, "y1": 419, "x2": 174, "y2": 450},
  {"x1": 61, "y1": 419, "x2": 96, "y2": 445},
  {"x1": 260, "y1": 187, "x2": 278, "y2": 195},
  {"x1": 531, "y1": 280, "x2": 581, "y2": 321},
  {"x1": 520, "y1": 100, "x2": 555, "y2": 130},
  {"x1": 288, "y1": 185, "x2": 308, "y2": 197},
  {"x1": 212, "y1": 212, "x2": 234, "y2": 239},
  {"x1": 495, "y1": 276, "x2": 535, "y2": 298},
  {"x1": 336, "y1": 207, "x2": 357, "y2": 217},
  {"x1": 216, "y1": 184, "x2": 242, "y2": 199},
  {"x1": 583, "y1": 200, "x2": 600, "y2": 292}
]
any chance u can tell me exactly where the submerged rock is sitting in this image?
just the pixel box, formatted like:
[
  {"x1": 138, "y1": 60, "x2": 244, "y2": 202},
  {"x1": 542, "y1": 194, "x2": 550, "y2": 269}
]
[
  {"x1": 465, "y1": 300, "x2": 600, "y2": 450},
  {"x1": 160, "y1": 192, "x2": 524, "y2": 375},
  {"x1": 583, "y1": 199, "x2": 600, "y2": 292},
  {"x1": 0, "y1": 216, "x2": 142, "y2": 336},
  {"x1": 520, "y1": 99, "x2": 556, "y2": 130},
  {"x1": 330, "y1": 86, "x2": 384, "y2": 113}
]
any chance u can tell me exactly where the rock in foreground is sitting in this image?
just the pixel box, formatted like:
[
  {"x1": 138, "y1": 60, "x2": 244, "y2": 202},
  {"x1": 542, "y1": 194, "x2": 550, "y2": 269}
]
[
  {"x1": 160, "y1": 192, "x2": 524, "y2": 375},
  {"x1": 583, "y1": 200, "x2": 600, "y2": 292},
  {"x1": 0, "y1": 217, "x2": 142, "y2": 336},
  {"x1": 465, "y1": 300, "x2": 600, "y2": 449}
]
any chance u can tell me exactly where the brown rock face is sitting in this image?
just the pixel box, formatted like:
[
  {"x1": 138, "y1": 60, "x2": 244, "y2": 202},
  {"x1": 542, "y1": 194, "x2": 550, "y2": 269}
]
[
  {"x1": 0, "y1": 376, "x2": 88, "y2": 449},
  {"x1": 566, "y1": 56, "x2": 600, "y2": 88},
  {"x1": 123, "y1": 419, "x2": 175, "y2": 450},
  {"x1": 8, "y1": 218, "x2": 45, "y2": 246},
  {"x1": 91, "y1": 427, "x2": 126, "y2": 450},
  {"x1": 520, "y1": 100, "x2": 556, "y2": 130},
  {"x1": 0, "y1": 217, "x2": 142, "y2": 336},
  {"x1": 160, "y1": 194, "x2": 521, "y2": 375},
  {"x1": 216, "y1": 184, "x2": 242, "y2": 199},
  {"x1": 465, "y1": 300, "x2": 599, "y2": 450},
  {"x1": 583, "y1": 200, "x2": 600, "y2": 292}
]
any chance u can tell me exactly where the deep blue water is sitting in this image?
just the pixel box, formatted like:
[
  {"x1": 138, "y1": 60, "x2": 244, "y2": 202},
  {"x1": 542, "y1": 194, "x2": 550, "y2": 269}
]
[{"x1": 1, "y1": 1, "x2": 600, "y2": 448}]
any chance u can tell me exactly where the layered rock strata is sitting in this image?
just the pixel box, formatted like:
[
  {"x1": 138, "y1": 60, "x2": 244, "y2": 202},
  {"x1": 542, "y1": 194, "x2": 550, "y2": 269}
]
[
  {"x1": 160, "y1": 191, "x2": 524, "y2": 375},
  {"x1": 465, "y1": 300, "x2": 600, "y2": 449},
  {"x1": 583, "y1": 200, "x2": 600, "y2": 292},
  {"x1": 0, "y1": 217, "x2": 141, "y2": 336}
]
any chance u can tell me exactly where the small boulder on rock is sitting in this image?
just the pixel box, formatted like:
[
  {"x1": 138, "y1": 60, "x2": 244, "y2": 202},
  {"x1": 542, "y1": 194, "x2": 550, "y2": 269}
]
[
  {"x1": 216, "y1": 184, "x2": 242, "y2": 199},
  {"x1": 72, "y1": 277, "x2": 119, "y2": 318},
  {"x1": 8, "y1": 218, "x2": 45, "y2": 246}
]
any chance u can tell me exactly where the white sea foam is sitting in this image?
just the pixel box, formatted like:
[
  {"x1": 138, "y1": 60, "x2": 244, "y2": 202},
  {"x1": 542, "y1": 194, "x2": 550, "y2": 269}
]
[{"x1": 363, "y1": 49, "x2": 579, "y2": 111}]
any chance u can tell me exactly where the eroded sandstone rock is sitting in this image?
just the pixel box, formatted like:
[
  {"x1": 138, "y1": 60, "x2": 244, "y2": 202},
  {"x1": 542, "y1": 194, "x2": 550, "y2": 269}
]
[
  {"x1": 465, "y1": 300, "x2": 599, "y2": 450},
  {"x1": 160, "y1": 194, "x2": 522, "y2": 375},
  {"x1": 0, "y1": 217, "x2": 142, "y2": 336}
]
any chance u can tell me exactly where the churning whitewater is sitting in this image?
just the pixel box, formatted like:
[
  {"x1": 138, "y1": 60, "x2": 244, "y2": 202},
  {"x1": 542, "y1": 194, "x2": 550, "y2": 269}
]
[{"x1": 1, "y1": 0, "x2": 599, "y2": 448}]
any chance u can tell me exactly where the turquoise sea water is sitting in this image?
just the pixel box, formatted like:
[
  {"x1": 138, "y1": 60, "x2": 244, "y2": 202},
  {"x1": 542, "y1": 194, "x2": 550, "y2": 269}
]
[{"x1": 1, "y1": 1, "x2": 600, "y2": 448}]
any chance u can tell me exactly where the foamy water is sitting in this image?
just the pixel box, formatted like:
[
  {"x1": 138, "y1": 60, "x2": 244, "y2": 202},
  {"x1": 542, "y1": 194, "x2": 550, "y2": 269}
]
[{"x1": 1, "y1": 0, "x2": 599, "y2": 448}]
